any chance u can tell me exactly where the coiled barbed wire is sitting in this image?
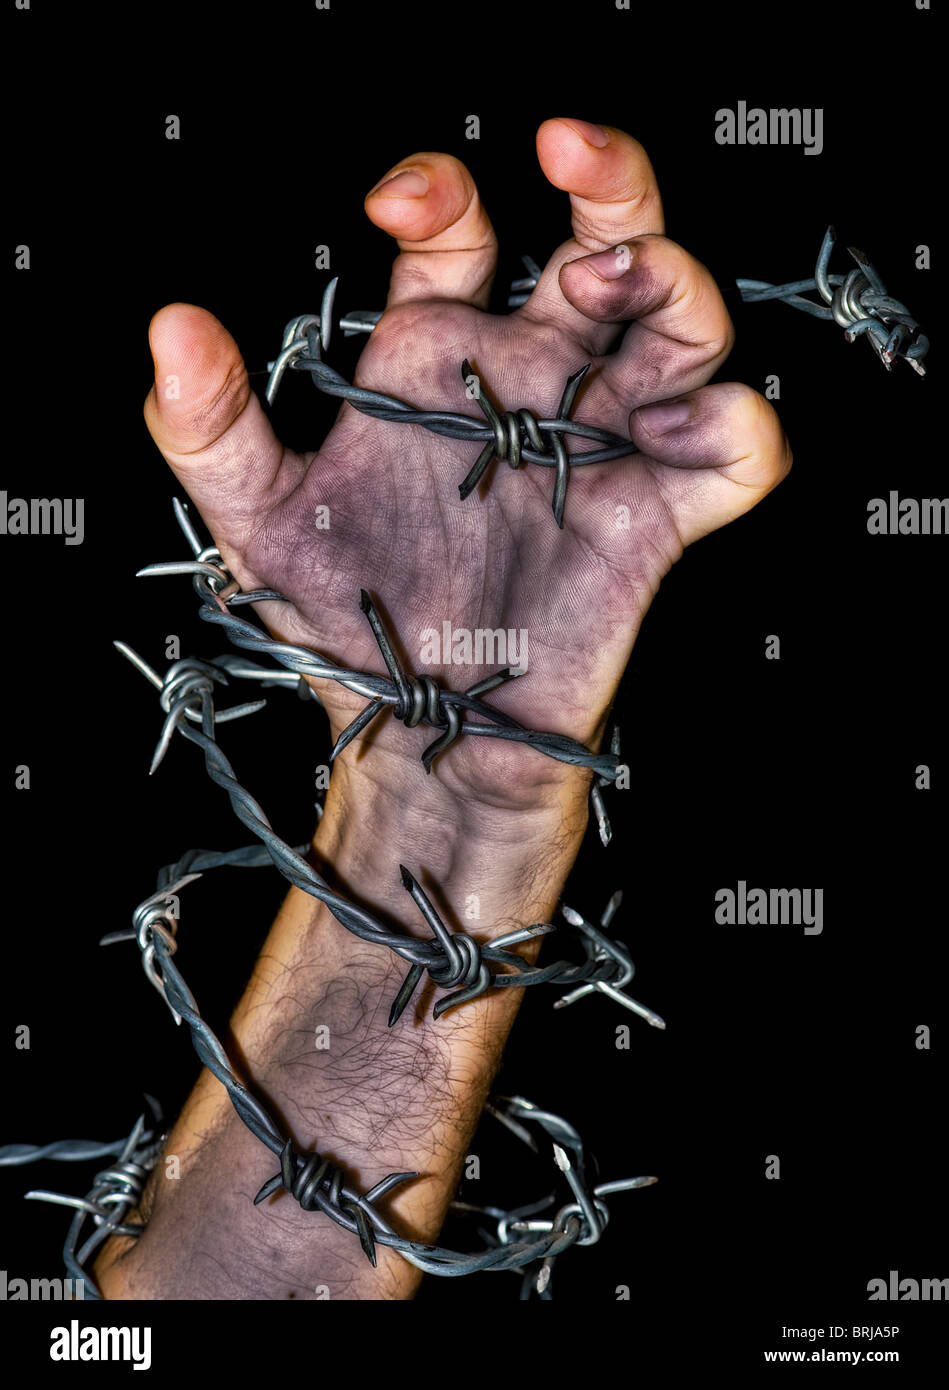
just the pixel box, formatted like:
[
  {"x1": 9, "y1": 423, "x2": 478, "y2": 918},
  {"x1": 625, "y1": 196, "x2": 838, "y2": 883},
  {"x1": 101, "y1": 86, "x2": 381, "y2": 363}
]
[
  {"x1": 0, "y1": 1100, "x2": 655, "y2": 1298},
  {"x1": 137, "y1": 497, "x2": 620, "y2": 786},
  {"x1": 112, "y1": 622, "x2": 659, "y2": 1026},
  {"x1": 265, "y1": 277, "x2": 637, "y2": 529},
  {"x1": 0, "y1": 847, "x2": 658, "y2": 1295},
  {"x1": 737, "y1": 225, "x2": 928, "y2": 374},
  {"x1": 261, "y1": 231, "x2": 927, "y2": 533},
  {"x1": 0, "y1": 1110, "x2": 166, "y2": 1292},
  {"x1": 450, "y1": 1095, "x2": 658, "y2": 1299}
]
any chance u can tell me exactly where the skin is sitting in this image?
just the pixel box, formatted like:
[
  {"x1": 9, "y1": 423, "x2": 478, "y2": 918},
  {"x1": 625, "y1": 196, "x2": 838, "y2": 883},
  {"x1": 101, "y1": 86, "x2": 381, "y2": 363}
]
[{"x1": 93, "y1": 117, "x2": 790, "y2": 1300}]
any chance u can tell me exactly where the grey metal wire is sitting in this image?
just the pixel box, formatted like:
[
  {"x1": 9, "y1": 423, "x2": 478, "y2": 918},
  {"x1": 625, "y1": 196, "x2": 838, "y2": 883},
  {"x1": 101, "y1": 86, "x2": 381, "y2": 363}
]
[
  {"x1": 137, "y1": 500, "x2": 620, "y2": 787},
  {"x1": 0, "y1": 1109, "x2": 166, "y2": 1293},
  {"x1": 113, "y1": 548, "x2": 653, "y2": 1025},
  {"x1": 264, "y1": 274, "x2": 638, "y2": 529},
  {"x1": 0, "y1": 1095, "x2": 655, "y2": 1299},
  {"x1": 0, "y1": 530, "x2": 658, "y2": 1296},
  {"x1": 0, "y1": 1136, "x2": 153, "y2": 1166},
  {"x1": 263, "y1": 234, "x2": 927, "y2": 543},
  {"x1": 0, "y1": 838, "x2": 658, "y2": 1295},
  {"x1": 737, "y1": 226, "x2": 928, "y2": 374},
  {"x1": 0, "y1": 570, "x2": 661, "y2": 1293}
]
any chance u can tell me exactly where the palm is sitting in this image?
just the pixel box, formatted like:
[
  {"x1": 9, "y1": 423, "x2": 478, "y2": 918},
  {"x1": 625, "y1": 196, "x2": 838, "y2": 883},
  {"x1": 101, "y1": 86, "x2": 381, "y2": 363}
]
[{"x1": 229, "y1": 297, "x2": 673, "y2": 744}]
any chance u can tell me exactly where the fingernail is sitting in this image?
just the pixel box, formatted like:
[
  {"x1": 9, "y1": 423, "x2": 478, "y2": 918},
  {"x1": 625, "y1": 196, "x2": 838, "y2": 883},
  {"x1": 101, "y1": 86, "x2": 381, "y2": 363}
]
[
  {"x1": 582, "y1": 246, "x2": 635, "y2": 281},
  {"x1": 636, "y1": 399, "x2": 693, "y2": 435},
  {"x1": 566, "y1": 119, "x2": 610, "y2": 148},
  {"x1": 366, "y1": 168, "x2": 429, "y2": 199}
]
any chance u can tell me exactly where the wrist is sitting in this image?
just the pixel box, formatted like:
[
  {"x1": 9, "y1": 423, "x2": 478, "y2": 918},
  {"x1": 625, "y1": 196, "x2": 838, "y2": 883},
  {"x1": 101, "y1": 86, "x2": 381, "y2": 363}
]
[
  {"x1": 317, "y1": 735, "x2": 589, "y2": 938},
  {"x1": 317, "y1": 666, "x2": 603, "y2": 818}
]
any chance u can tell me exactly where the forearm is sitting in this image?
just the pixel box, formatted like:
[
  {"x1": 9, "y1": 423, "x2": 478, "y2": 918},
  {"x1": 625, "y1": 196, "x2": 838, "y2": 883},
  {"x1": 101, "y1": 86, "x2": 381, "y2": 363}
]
[{"x1": 94, "y1": 741, "x2": 590, "y2": 1300}]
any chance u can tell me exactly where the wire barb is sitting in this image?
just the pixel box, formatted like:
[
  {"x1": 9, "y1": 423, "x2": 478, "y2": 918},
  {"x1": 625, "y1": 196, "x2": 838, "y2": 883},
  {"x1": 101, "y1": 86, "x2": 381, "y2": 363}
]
[
  {"x1": 737, "y1": 226, "x2": 928, "y2": 374},
  {"x1": 2, "y1": 844, "x2": 661, "y2": 1291},
  {"x1": 113, "y1": 516, "x2": 651, "y2": 1029},
  {"x1": 263, "y1": 280, "x2": 638, "y2": 529},
  {"x1": 142, "y1": 499, "x2": 622, "y2": 815}
]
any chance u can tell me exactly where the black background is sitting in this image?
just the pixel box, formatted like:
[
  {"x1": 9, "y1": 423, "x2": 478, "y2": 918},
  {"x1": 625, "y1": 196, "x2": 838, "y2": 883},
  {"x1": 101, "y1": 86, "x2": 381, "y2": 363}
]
[{"x1": 3, "y1": 0, "x2": 945, "y2": 1369}]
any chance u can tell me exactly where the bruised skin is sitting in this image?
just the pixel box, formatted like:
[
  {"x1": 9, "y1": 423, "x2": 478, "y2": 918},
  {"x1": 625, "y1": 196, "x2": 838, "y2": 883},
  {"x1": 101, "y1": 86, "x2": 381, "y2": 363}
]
[
  {"x1": 143, "y1": 120, "x2": 791, "y2": 816},
  {"x1": 245, "y1": 305, "x2": 678, "y2": 712}
]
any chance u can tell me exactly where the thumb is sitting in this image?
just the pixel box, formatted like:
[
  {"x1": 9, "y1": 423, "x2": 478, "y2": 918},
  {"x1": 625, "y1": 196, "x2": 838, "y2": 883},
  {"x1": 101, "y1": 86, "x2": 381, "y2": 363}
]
[{"x1": 144, "y1": 303, "x2": 286, "y2": 545}]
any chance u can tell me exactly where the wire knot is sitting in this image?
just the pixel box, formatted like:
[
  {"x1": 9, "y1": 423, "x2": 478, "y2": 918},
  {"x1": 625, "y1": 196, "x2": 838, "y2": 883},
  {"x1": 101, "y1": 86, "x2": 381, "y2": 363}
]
[
  {"x1": 737, "y1": 226, "x2": 928, "y2": 375},
  {"x1": 552, "y1": 1197, "x2": 610, "y2": 1246},
  {"x1": 459, "y1": 360, "x2": 591, "y2": 528},
  {"x1": 132, "y1": 903, "x2": 180, "y2": 1007},
  {"x1": 112, "y1": 640, "x2": 270, "y2": 777},
  {"x1": 144, "y1": 657, "x2": 234, "y2": 777},
  {"x1": 255, "y1": 1139, "x2": 416, "y2": 1266},
  {"x1": 159, "y1": 657, "x2": 220, "y2": 719},
  {"x1": 86, "y1": 1159, "x2": 150, "y2": 1227},
  {"x1": 476, "y1": 401, "x2": 540, "y2": 472},
  {"x1": 281, "y1": 1146, "x2": 347, "y2": 1213},
  {"x1": 387, "y1": 867, "x2": 492, "y2": 1025},
  {"x1": 391, "y1": 670, "x2": 444, "y2": 727},
  {"x1": 427, "y1": 930, "x2": 484, "y2": 991}
]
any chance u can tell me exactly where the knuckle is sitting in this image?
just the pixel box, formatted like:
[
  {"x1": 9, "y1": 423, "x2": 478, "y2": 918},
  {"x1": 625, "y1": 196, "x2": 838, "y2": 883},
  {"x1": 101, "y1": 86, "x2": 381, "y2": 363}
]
[
  {"x1": 571, "y1": 187, "x2": 659, "y2": 248},
  {"x1": 702, "y1": 320, "x2": 735, "y2": 361}
]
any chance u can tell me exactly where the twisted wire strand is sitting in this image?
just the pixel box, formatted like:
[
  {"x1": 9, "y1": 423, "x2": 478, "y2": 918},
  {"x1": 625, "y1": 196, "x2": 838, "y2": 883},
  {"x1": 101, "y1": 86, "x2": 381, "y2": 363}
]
[
  {"x1": 446, "y1": 1096, "x2": 658, "y2": 1298},
  {"x1": 113, "y1": 638, "x2": 653, "y2": 1024},
  {"x1": 0, "y1": 1137, "x2": 150, "y2": 1166},
  {"x1": 2, "y1": 630, "x2": 658, "y2": 1291},
  {"x1": 0, "y1": 846, "x2": 657, "y2": 1291},
  {"x1": 737, "y1": 226, "x2": 928, "y2": 374},
  {"x1": 264, "y1": 235, "x2": 927, "y2": 541},
  {"x1": 264, "y1": 276, "x2": 638, "y2": 529},
  {"x1": 136, "y1": 503, "x2": 620, "y2": 787},
  {"x1": 120, "y1": 503, "x2": 658, "y2": 1023},
  {"x1": 0, "y1": 1112, "x2": 166, "y2": 1294},
  {"x1": 94, "y1": 656, "x2": 658, "y2": 1278}
]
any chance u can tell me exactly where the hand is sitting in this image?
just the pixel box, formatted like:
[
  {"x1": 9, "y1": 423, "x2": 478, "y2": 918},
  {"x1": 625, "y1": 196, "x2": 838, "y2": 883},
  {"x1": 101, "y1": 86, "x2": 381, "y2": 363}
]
[
  {"x1": 97, "y1": 119, "x2": 794, "y2": 1300},
  {"x1": 143, "y1": 117, "x2": 790, "y2": 822}
]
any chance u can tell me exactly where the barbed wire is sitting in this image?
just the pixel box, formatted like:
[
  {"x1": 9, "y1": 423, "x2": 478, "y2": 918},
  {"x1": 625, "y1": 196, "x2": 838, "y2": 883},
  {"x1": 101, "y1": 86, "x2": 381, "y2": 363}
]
[
  {"x1": 113, "y1": 545, "x2": 656, "y2": 1026},
  {"x1": 0, "y1": 551, "x2": 660, "y2": 1292},
  {"x1": 0, "y1": 1099, "x2": 655, "y2": 1300},
  {"x1": 0, "y1": 832, "x2": 659, "y2": 1297},
  {"x1": 0, "y1": 1108, "x2": 166, "y2": 1291},
  {"x1": 259, "y1": 230, "x2": 926, "y2": 535},
  {"x1": 136, "y1": 496, "x2": 623, "y2": 831},
  {"x1": 736, "y1": 226, "x2": 928, "y2": 374},
  {"x1": 265, "y1": 276, "x2": 638, "y2": 530}
]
